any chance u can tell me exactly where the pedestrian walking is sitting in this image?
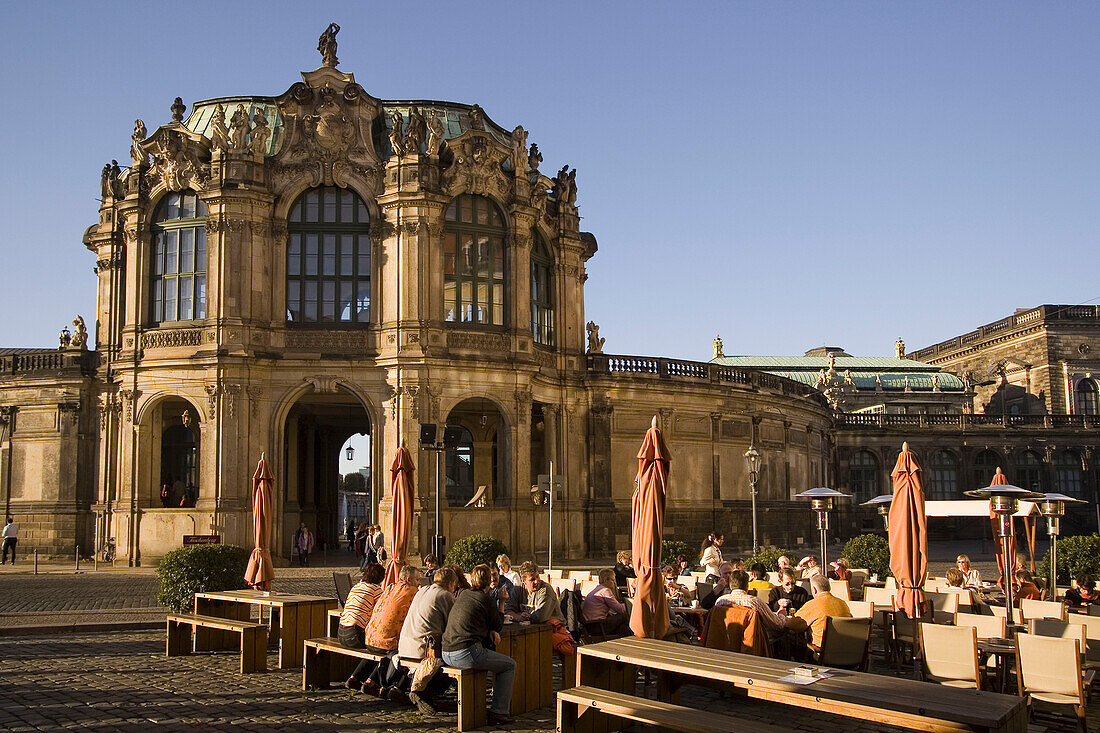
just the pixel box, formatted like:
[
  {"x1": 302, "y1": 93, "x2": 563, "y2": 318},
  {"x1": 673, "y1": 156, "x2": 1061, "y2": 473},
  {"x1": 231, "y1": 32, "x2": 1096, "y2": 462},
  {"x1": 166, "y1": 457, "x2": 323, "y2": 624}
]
[
  {"x1": 372, "y1": 525, "x2": 386, "y2": 563},
  {"x1": 345, "y1": 521, "x2": 355, "y2": 551},
  {"x1": 2, "y1": 516, "x2": 17, "y2": 565},
  {"x1": 295, "y1": 523, "x2": 315, "y2": 566}
]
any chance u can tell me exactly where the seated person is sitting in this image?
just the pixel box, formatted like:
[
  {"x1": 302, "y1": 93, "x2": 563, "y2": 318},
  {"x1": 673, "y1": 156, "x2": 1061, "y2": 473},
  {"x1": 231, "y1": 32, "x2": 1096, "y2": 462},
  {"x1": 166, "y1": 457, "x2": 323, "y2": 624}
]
[
  {"x1": 797, "y1": 556, "x2": 823, "y2": 581},
  {"x1": 517, "y1": 561, "x2": 564, "y2": 623},
  {"x1": 347, "y1": 564, "x2": 421, "y2": 694},
  {"x1": 777, "y1": 555, "x2": 792, "y2": 573},
  {"x1": 827, "y1": 558, "x2": 851, "y2": 582},
  {"x1": 699, "y1": 562, "x2": 733, "y2": 610},
  {"x1": 662, "y1": 565, "x2": 690, "y2": 605},
  {"x1": 956, "y1": 554, "x2": 982, "y2": 587},
  {"x1": 714, "y1": 569, "x2": 794, "y2": 633},
  {"x1": 768, "y1": 568, "x2": 811, "y2": 614},
  {"x1": 422, "y1": 554, "x2": 439, "y2": 583},
  {"x1": 391, "y1": 567, "x2": 459, "y2": 711},
  {"x1": 338, "y1": 563, "x2": 386, "y2": 651},
  {"x1": 788, "y1": 575, "x2": 852, "y2": 650},
  {"x1": 613, "y1": 550, "x2": 636, "y2": 594},
  {"x1": 1065, "y1": 574, "x2": 1100, "y2": 607},
  {"x1": 676, "y1": 554, "x2": 693, "y2": 577},
  {"x1": 487, "y1": 563, "x2": 522, "y2": 616},
  {"x1": 582, "y1": 568, "x2": 630, "y2": 637},
  {"x1": 1013, "y1": 569, "x2": 1042, "y2": 605},
  {"x1": 944, "y1": 567, "x2": 979, "y2": 607},
  {"x1": 748, "y1": 563, "x2": 773, "y2": 591}
]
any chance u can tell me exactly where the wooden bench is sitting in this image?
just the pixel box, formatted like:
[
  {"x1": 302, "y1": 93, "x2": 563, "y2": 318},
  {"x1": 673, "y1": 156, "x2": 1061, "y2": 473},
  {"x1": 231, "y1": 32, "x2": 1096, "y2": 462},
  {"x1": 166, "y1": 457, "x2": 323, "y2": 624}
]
[
  {"x1": 166, "y1": 613, "x2": 267, "y2": 673},
  {"x1": 302, "y1": 637, "x2": 487, "y2": 731},
  {"x1": 558, "y1": 685, "x2": 788, "y2": 733}
]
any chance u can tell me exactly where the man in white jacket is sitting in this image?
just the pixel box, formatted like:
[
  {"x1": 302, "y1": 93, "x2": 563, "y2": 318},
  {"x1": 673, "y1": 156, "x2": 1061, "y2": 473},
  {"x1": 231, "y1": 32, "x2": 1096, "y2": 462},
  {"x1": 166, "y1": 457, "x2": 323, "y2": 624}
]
[{"x1": 2, "y1": 517, "x2": 17, "y2": 565}]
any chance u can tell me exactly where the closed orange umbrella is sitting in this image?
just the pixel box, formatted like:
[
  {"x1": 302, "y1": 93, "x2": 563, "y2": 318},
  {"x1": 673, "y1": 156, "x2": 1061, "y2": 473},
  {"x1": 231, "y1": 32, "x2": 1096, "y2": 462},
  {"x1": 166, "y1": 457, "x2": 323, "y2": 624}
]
[
  {"x1": 989, "y1": 467, "x2": 1017, "y2": 588},
  {"x1": 629, "y1": 416, "x2": 670, "y2": 640},
  {"x1": 888, "y1": 442, "x2": 927, "y2": 619},
  {"x1": 383, "y1": 442, "x2": 415, "y2": 589},
  {"x1": 244, "y1": 453, "x2": 275, "y2": 591}
]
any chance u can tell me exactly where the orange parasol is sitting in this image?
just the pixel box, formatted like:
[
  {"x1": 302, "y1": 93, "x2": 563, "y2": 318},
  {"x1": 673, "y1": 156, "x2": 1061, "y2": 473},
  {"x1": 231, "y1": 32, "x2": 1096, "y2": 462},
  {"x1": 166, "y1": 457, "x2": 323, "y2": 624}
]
[
  {"x1": 383, "y1": 442, "x2": 415, "y2": 589},
  {"x1": 243, "y1": 453, "x2": 275, "y2": 591},
  {"x1": 888, "y1": 442, "x2": 928, "y2": 619},
  {"x1": 629, "y1": 416, "x2": 670, "y2": 640}
]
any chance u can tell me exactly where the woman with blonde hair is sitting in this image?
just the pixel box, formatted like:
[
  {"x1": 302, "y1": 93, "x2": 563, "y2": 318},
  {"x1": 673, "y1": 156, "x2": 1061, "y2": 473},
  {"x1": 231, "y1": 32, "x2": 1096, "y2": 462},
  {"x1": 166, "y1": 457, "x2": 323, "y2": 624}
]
[
  {"x1": 496, "y1": 554, "x2": 520, "y2": 586},
  {"x1": 955, "y1": 554, "x2": 982, "y2": 587}
]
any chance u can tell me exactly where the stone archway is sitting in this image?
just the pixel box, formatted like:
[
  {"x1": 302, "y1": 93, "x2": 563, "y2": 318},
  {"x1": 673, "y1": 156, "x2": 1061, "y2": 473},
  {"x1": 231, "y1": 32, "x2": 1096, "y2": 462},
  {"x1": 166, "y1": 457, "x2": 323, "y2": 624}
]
[{"x1": 444, "y1": 397, "x2": 510, "y2": 507}]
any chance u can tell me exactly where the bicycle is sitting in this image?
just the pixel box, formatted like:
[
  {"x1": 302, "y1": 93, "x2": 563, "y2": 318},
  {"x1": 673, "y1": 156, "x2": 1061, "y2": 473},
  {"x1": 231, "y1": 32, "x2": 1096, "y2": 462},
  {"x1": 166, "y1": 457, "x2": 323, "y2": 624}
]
[{"x1": 101, "y1": 537, "x2": 116, "y2": 563}]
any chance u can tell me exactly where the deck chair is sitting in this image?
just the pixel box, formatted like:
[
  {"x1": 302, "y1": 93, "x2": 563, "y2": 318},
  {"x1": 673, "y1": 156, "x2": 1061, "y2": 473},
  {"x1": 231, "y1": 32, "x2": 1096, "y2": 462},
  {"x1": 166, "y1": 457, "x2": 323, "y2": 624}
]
[
  {"x1": 847, "y1": 600, "x2": 874, "y2": 619},
  {"x1": 1016, "y1": 632, "x2": 1093, "y2": 733},
  {"x1": 814, "y1": 616, "x2": 872, "y2": 671},
  {"x1": 333, "y1": 571, "x2": 353, "y2": 607},
  {"x1": 830, "y1": 579, "x2": 851, "y2": 602},
  {"x1": 919, "y1": 622, "x2": 982, "y2": 689},
  {"x1": 546, "y1": 568, "x2": 566, "y2": 579},
  {"x1": 893, "y1": 606, "x2": 933, "y2": 675},
  {"x1": 551, "y1": 578, "x2": 578, "y2": 596},
  {"x1": 990, "y1": 604, "x2": 1025, "y2": 625},
  {"x1": 848, "y1": 569, "x2": 868, "y2": 600},
  {"x1": 1071, "y1": 615, "x2": 1100, "y2": 671},
  {"x1": 579, "y1": 579, "x2": 600, "y2": 597},
  {"x1": 696, "y1": 581, "x2": 714, "y2": 603},
  {"x1": 863, "y1": 587, "x2": 896, "y2": 659},
  {"x1": 943, "y1": 586, "x2": 975, "y2": 614},
  {"x1": 1029, "y1": 618, "x2": 1087, "y2": 648},
  {"x1": 1021, "y1": 598, "x2": 1067, "y2": 622},
  {"x1": 885, "y1": 576, "x2": 898, "y2": 591},
  {"x1": 568, "y1": 570, "x2": 591, "y2": 581},
  {"x1": 927, "y1": 591, "x2": 959, "y2": 625},
  {"x1": 956, "y1": 611, "x2": 1007, "y2": 640}
]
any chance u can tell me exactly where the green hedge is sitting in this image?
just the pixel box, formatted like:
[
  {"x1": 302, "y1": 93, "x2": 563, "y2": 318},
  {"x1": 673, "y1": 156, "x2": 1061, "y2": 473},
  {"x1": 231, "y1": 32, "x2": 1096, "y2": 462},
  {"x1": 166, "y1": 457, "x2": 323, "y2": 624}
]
[
  {"x1": 445, "y1": 535, "x2": 511, "y2": 573},
  {"x1": 745, "y1": 546, "x2": 797, "y2": 572},
  {"x1": 661, "y1": 539, "x2": 694, "y2": 568},
  {"x1": 155, "y1": 544, "x2": 251, "y2": 613},
  {"x1": 842, "y1": 534, "x2": 891, "y2": 579},
  {"x1": 1038, "y1": 534, "x2": 1100, "y2": 586}
]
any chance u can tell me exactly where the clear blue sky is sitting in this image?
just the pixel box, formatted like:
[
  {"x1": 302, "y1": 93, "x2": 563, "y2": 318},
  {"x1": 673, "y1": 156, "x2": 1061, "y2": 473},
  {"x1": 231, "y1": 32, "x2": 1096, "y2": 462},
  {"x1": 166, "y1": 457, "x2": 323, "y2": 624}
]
[{"x1": 2, "y1": 2, "x2": 1097, "y2": 359}]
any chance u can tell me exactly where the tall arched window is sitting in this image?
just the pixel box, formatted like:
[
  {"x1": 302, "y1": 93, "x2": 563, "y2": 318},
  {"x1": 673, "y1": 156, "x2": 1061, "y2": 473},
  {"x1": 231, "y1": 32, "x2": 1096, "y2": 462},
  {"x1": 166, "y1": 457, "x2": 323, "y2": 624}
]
[
  {"x1": 1055, "y1": 450, "x2": 1083, "y2": 497},
  {"x1": 530, "y1": 230, "x2": 555, "y2": 346},
  {"x1": 150, "y1": 191, "x2": 207, "y2": 324},
  {"x1": 1077, "y1": 380, "x2": 1099, "y2": 415},
  {"x1": 848, "y1": 450, "x2": 879, "y2": 503},
  {"x1": 928, "y1": 450, "x2": 959, "y2": 500},
  {"x1": 973, "y1": 449, "x2": 1000, "y2": 489},
  {"x1": 1015, "y1": 450, "x2": 1043, "y2": 492},
  {"x1": 287, "y1": 187, "x2": 371, "y2": 323},
  {"x1": 161, "y1": 424, "x2": 198, "y2": 505},
  {"x1": 444, "y1": 195, "x2": 507, "y2": 326}
]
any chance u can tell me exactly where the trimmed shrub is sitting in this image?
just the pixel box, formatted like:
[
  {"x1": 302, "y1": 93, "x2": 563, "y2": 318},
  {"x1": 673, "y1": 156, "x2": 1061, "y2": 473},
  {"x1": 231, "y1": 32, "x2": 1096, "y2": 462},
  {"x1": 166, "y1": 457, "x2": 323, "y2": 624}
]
[
  {"x1": 445, "y1": 535, "x2": 511, "y2": 573},
  {"x1": 1039, "y1": 534, "x2": 1100, "y2": 586},
  {"x1": 745, "y1": 546, "x2": 797, "y2": 573},
  {"x1": 842, "y1": 534, "x2": 891, "y2": 579},
  {"x1": 661, "y1": 539, "x2": 694, "y2": 568},
  {"x1": 155, "y1": 544, "x2": 251, "y2": 613}
]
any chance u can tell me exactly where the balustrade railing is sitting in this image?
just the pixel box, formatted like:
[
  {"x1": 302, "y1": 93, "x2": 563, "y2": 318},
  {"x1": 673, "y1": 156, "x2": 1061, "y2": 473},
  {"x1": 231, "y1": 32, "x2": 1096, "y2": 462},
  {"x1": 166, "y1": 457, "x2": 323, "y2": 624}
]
[
  {"x1": 835, "y1": 412, "x2": 1099, "y2": 430},
  {"x1": 587, "y1": 353, "x2": 820, "y2": 400}
]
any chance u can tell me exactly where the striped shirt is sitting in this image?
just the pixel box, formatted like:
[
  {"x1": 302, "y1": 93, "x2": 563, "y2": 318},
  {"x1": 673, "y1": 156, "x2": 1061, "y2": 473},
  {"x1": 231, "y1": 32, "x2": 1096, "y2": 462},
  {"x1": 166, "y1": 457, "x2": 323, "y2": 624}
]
[{"x1": 340, "y1": 581, "x2": 382, "y2": 629}]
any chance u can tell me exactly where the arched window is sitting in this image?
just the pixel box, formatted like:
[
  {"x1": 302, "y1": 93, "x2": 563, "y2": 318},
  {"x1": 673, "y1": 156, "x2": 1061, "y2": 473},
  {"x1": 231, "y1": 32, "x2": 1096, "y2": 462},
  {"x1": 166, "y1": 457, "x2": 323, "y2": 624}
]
[
  {"x1": 530, "y1": 230, "x2": 555, "y2": 346},
  {"x1": 150, "y1": 191, "x2": 207, "y2": 324},
  {"x1": 848, "y1": 450, "x2": 879, "y2": 503},
  {"x1": 1077, "y1": 380, "x2": 1099, "y2": 415},
  {"x1": 928, "y1": 450, "x2": 959, "y2": 500},
  {"x1": 444, "y1": 425, "x2": 475, "y2": 506},
  {"x1": 444, "y1": 195, "x2": 506, "y2": 326},
  {"x1": 161, "y1": 424, "x2": 198, "y2": 506},
  {"x1": 287, "y1": 187, "x2": 371, "y2": 323},
  {"x1": 972, "y1": 449, "x2": 1000, "y2": 489},
  {"x1": 1015, "y1": 450, "x2": 1043, "y2": 492},
  {"x1": 1055, "y1": 450, "x2": 1083, "y2": 498}
]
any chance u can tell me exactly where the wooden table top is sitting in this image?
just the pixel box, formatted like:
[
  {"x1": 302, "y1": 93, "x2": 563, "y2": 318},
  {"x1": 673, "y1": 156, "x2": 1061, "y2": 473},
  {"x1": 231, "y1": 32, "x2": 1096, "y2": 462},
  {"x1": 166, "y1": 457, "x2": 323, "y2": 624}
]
[
  {"x1": 579, "y1": 637, "x2": 1023, "y2": 730},
  {"x1": 196, "y1": 589, "x2": 334, "y2": 605}
]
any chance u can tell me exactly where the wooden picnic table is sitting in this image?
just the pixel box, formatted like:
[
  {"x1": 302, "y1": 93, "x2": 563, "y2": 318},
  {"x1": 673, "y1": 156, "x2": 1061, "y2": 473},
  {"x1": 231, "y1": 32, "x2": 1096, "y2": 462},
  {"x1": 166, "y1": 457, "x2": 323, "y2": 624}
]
[
  {"x1": 576, "y1": 636, "x2": 1027, "y2": 733},
  {"x1": 498, "y1": 620, "x2": 553, "y2": 714},
  {"x1": 195, "y1": 589, "x2": 336, "y2": 668}
]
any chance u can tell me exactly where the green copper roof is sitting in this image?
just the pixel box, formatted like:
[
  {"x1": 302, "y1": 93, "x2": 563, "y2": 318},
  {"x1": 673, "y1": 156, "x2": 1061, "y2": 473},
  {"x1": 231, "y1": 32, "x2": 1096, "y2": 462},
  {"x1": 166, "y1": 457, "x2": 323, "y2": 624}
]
[
  {"x1": 711, "y1": 355, "x2": 940, "y2": 371},
  {"x1": 186, "y1": 98, "x2": 284, "y2": 156}
]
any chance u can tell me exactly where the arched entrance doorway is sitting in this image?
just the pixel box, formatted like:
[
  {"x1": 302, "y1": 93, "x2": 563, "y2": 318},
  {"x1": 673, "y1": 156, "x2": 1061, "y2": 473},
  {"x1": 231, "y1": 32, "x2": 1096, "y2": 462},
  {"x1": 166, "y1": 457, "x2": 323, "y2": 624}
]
[
  {"x1": 283, "y1": 392, "x2": 371, "y2": 560},
  {"x1": 445, "y1": 398, "x2": 509, "y2": 507}
]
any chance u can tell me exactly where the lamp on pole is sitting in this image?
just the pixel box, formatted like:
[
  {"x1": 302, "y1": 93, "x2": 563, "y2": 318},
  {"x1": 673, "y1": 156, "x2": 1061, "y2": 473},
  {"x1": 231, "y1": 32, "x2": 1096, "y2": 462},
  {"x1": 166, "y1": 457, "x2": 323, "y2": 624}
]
[
  {"x1": 1038, "y1": 492, "x2": 1084, "y2": 601},
  {"x1": 795, "y1": 487, "x2": 849, "y2": 570},
  {"x1": 964, "y1": 483, "x2": 1043, "y2": 620},
  {"x1": 745, "y1": 445, "x2": 762, "y2": 553},
  {"x1": 345, "y1": 445, "x2": 355, "y2": 462},
  {"x1": 861, "y1": 494, "x2": 893, "y2": 531}
]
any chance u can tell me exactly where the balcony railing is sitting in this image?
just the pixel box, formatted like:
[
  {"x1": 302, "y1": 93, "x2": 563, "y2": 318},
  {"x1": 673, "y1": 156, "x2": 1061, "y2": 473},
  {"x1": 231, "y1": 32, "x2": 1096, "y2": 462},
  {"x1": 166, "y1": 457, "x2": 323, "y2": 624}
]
[
  {"x1": 0, "y1": 350, "x2": 98, "y2": 376},
  {"x1": 588, "y1": 353, "x2": 823, "y2": 402},
  {"x1": 911, "y1": 304, "x2": 1100, "y2": 360},
  {"x1": 836, "y1": 412, "x2": 1100, "y2": 430}
]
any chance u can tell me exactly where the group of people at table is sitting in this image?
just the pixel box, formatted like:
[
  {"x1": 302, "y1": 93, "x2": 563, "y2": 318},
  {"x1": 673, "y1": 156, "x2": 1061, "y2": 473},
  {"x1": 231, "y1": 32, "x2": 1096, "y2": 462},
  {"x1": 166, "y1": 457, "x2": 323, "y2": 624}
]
[{"x1": 335, "y1": 554, "x2": 569, "y2": 726}]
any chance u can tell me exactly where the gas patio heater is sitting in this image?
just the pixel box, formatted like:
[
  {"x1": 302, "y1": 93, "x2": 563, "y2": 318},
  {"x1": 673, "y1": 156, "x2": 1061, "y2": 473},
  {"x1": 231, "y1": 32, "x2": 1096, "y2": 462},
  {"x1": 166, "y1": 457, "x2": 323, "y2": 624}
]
[
  {"x1": 1038, "y1": 492, "x2": 1085, "y2": 601},
  {"x1": 795, "y1": 487, "x2": 849, "y2": 570},
  {"x1": 861, "y1": 494, "x2": 894, "y2": 531},
  {"x1": 964, "y1": 482, "x2": 1043, "y2": 618}
]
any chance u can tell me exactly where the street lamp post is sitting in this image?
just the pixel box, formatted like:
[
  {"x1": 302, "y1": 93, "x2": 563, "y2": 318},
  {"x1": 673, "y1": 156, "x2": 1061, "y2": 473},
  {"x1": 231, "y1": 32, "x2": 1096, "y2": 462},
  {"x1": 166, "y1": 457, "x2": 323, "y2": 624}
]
[
  {"x1": 964, "y1": 483, "x2": 1044, "y2": 620},
  {"x1": 745, "y1": 445, "x2": 761, "y2": 553},
  {"x1": 795, "y1": 487, "x2": 849, "y2": 570},
  {"x1": 1038, "y1": 492, "x2": 1085, "y2": 601},
  {"x1": 861, "y1": 494, "x2": 894, "y2": 531}
]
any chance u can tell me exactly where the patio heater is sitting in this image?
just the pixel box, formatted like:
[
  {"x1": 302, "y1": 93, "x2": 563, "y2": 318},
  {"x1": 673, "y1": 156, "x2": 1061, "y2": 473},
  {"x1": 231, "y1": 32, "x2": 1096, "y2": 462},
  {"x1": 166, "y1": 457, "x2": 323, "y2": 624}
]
[
  {"x1": 794, "y1": 487, "x2": 849, "y2": 570},
  {"x1": 1038, "y1": 492, "x2": 1084, "y2": 601},
  {"x1": 861, "y1": 494, "x2": 894, "y2": 531},
  {"x1": 964, "y1": 483, "x2": 1043, "y2": 619},
  {"x1": 745, "y1": 445, "x2": 762, "y2": 553}
]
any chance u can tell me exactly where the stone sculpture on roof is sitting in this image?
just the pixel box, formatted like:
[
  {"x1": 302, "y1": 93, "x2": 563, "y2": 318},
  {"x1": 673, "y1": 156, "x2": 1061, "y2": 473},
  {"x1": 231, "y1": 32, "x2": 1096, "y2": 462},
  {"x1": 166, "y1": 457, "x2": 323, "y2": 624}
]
[
  {"x1": 249, "y1": 109, "x2": 270, "y2": 156},
  {"x1": 389, "y1": 110, "x2": 404, "y2": 156},
  {"x1": 404, "y1": 106, "x2": 426, "y2": 154},
  {"x1": 130, "y1": 120, "x2": 147, "y2": 168},
  {"x1": 511, "y1": 125, "x2": 527, "y2": 172},
  {"x1": 318, "y1": 23, "x2": 340, "y2": 68},
  {"x1": 229, "y1": 104, "x2": 251, "y2": 152},
  {"x1": 209, "y1": 105, "x2": 230, "y2": 153},
  {"x1": 527, "y1": 143, "x2": 542, "y2": 173},
  {"x1": 586, "y1": 322, "x2": 605, "y2": 354},
  {"x1": 425, "y1": 110, "x2": 444, "y2": 156}
]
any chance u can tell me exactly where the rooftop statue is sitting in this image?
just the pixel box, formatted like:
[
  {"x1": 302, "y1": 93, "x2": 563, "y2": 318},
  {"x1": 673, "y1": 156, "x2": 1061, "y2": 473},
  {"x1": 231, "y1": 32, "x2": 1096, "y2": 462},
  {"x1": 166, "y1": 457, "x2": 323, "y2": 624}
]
[
  {"x1": 425, "y1": 110, "x2": 444, "y2": 156},
  {"x1": 130, "y1": 120, "x2": 148, "y2": 168},
  {"x1": 586, "y1": 321, "x2": 605, "y2": 354},
  {"x1": 209, "y1": 105, "x2": 230, "y2": 152},
  {"x1": 249, "y1": 109, "x2": 270, "y2": 155},
  {"x1": 229, "y1": 104, "x2": 250, "y2": 152},
  {"x1": 404, "y1": 106, "x2": 426, "y2": 154},
  {"x1": 389, "y1": 110, "x2": 404, "y2": 156},
  {"x1": 527, "y1": 143, "x2": 542, "y2": 173},
  {"x1": 318, "y1": 23, "x2": 340, "y2": 68},
  {"x1": 511, "y1": 125, "x2": 527, "y2": 172}
]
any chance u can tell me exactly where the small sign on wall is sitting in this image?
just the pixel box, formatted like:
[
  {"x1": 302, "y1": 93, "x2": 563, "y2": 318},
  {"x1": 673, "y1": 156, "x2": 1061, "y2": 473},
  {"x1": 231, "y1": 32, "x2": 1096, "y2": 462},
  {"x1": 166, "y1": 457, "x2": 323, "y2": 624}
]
[{"x1": 183, "y1": 534, "x2": 221, "y2": 546}]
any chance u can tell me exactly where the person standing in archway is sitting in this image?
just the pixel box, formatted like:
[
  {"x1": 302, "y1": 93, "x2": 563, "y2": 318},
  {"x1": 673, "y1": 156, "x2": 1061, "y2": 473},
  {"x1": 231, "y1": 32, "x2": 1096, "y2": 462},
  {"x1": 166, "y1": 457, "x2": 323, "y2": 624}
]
[{"x1": 295, "y1": 523, "x2": 315, "y2": 566}]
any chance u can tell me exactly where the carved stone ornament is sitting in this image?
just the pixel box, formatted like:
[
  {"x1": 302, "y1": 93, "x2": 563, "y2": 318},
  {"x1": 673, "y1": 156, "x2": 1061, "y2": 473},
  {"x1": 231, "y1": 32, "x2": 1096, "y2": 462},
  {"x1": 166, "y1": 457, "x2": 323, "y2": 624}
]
[
  {"x1": 404, "y1": 106, "x2": 426, "y2": 155},
  {"x1": 119, "y1": 389, "x2": 140, "y2": 423},
  {"x1": 514, "y1": 388, "x2": 532, "y2": 425},
  {"x1": 247, "y1": 385, "x2": 264, "y2": 417},
  {"x1": 100, "y1": 160, "x2": 124, "y2": 199},
  {"x1": 69, "y1": 316, "x2": 88, "y2": 350},
  {"x1": 511, "y1": 126, "x2": 528, "y2": 173},
  {"x1": 58, "y1": 401, "x2": 81, "y2": 426},
  {"x1": 171, "y1": 97, "x2": 186, "y2": 123},
  {"x1": 180, "y1": 409, "x2": 193, "y2": 428},
  {"x1": 305, "y1": 375, "x2": 343, "y2": 393},
  {"x1": 270, "y1": 65, "x2": 381, "y2": 189},
  {"x1": 144, "y1": 127, "x2": 211, "y2": 192},
  {"x1": 527, "y1": 143, "x2": 543, "y2": 173},
  {"x1": 285, "y1": 330, "x2": 372, "y2": 352},
  {"x1": 209, "y1": 105, "x2": 230, "y2": 153},
  {"x1": 223, "y1": 384, "x2": 242, "y2": 419},
  {"x1": 425, "y1": 110, "x2": 444, "y2": 157},
  {"x1": 441, "y1": 132, "x2": 512, "y2": 199},
  {"x1": 447, "y1": 331, "x2": 509, "y2": 352},
  {"x1": 249, "y1": 109, "x2": 271, "y2": 155},
  {"x1": 203, "y1": 384, "x2": 219, "y2": 419},
  {"x1": 229, "y1": 104, "x2": 251, "y2": 152},
  {"x1": 131, "y1": 120, "x2": 148, "y2": 168},
  {"x1": 552, "y1": 165, "x2": 577, "y2": 207},
  {"x1": 142, "y1": 328, "x2": 202, "y2": 349},
  {"x1": 586, "y1": 322, "x2": 605, "y2": 354},
  {"x1": 468, "y1": 104, "x2": 486, "y2": 130},
  {"x1": 318, "y1": 23, "x2": 340, "y2": 68}
]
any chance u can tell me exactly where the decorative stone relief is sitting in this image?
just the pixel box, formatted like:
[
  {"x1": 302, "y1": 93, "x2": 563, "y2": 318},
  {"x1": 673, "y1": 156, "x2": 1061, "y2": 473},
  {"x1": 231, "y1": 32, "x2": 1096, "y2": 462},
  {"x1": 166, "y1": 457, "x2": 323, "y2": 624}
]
[
  {"x1": 468, "y1": 104, "x2": 486, "y2": 130},
  {"x1": 203, "y1": 384, "x2": 219, "y2": 419},
  {"x1": 424, "y1": 381, "x2": 444, "y2": 422},
  {"x1": 58, "y1": 401, "x2": 80, "y2": 426},
  {"x1": 222, "y1": 384, "x2": 241, "y2": 419},
  {"x1": 441, "y1": 133, "x2": 511, "y2": 199},
  {"x1": 146, "y1": 128, "x2": 211, "y2": 191},
  {"x1": 249, "y1": 109, "x2": 270, "y2": 155},
  {"x1": 130, "y1": 120, "x2": 148, "y2": 168},
  {"x1": 247, "y1": 385, "x2": 264, "y2": 417},
  {"x1": 286, "y1": 330, "x2": 372, "y2": 352},
  {"x1": 447, "y1": 331, "x2": 509, "y2": 352},
  {"x1": 404, "y1": 106, "x2": 426, "y2": 154},
  {"x1": 511, "y1": 126, "x2": 528, "y2": 173},
  {"x1": 210, "y1": 105, "x2": 230, "y2": 153},
  {"x1": 426, "y1": 110, "x2": 444, "y2": 156},
  {"x1": 94, "y1": 254, "x2": 123, "y2": 274},
  {"x1": 305, "y1": 375, "x2": 343, "y2": 393},
  {"x1": 514, "y1": 388, "x2": 532, "y2": 425},
  {"x1": 119, "y1": 389, "x2": 140, "y2": 423},
  {"x1": 142, "y1": 328, "x2": 202, "y2": 349}
]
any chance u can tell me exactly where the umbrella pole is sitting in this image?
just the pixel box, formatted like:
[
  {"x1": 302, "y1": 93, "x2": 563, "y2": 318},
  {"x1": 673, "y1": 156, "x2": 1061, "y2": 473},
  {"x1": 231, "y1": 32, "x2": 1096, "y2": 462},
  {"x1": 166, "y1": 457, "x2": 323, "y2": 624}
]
[
  {"x1": 1000, "y1": 516, "x2": 1014, "y2": 622},
  {"x1": 1048, "y1": 516, "x2": 1058, "y2": 601}
]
